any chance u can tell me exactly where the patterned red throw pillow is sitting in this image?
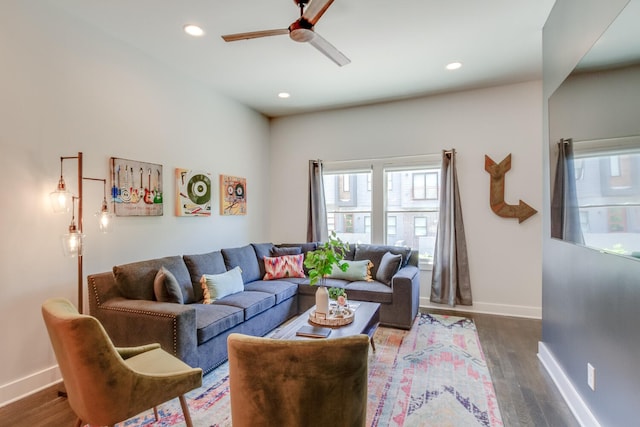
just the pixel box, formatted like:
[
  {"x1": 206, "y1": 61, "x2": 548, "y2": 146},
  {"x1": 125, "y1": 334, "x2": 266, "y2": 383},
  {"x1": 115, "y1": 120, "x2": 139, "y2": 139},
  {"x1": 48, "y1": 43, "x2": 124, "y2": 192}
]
[{"x1": 263, "y1": 254, "x2": 305, "y2": 280}]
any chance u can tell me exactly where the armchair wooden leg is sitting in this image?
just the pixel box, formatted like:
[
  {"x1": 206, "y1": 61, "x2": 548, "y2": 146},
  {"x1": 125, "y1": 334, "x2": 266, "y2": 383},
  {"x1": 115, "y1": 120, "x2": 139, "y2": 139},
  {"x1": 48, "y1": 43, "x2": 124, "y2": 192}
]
[
  {"x1": 153, "y1": 406, "x2": 159, "y2": 421},
  {"x1": 179, "y1": 395, "x2": 194, "y2": 427}
]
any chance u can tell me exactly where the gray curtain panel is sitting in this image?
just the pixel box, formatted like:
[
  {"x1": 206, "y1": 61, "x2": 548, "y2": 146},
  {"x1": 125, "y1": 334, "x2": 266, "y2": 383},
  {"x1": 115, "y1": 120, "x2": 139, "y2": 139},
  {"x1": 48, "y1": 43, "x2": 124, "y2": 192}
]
[
  {"x1": 430, "y1": 149, "x2": 472, "y2": 306},
  {"x1": 551, "y1": 139, "x2": 585, "y2": 244},
  {"x1": 307, "y1": 159, "x2": 328, "y2": 243}
]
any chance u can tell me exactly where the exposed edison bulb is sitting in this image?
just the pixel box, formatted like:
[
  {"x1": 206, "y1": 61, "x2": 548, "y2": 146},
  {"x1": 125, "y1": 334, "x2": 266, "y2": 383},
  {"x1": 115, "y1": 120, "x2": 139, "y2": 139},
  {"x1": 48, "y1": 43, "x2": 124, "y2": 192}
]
[
  {"x1": 98, "y1": 211, "x2": 112, "y2": 233},
  {"x1": 97, "y1": 199, "x2": 112, "y2": 233},
  {"x1": 62, "y1": 229, "x2": 84, "y2": 257},
  {"x1": 50, "y1": 178, "x2": 72, "y2": 213}
]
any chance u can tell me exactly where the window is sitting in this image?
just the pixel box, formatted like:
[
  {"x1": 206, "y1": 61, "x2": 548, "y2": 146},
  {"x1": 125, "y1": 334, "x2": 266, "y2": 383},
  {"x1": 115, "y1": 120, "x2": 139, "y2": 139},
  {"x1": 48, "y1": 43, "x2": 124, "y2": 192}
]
[
  {"x1": 414, "y1": 217, "x2": 427, "y2": 236},
  {"x1": 324, "y1": 171, "x2": 372, "y2": 244},
  {"x1": 412, "y1": 172, "x2": 439, "y2": 200},
  {"x1": 387, "y1": 215, "x2": 397, "y2": 236},
  {"x1": 323, "y1": 155, "x2": 440, "y2": 269},
  {"x1": 345, "y1": 213, "x2": 354, "y2": 233},
  {"x1": 386, "y1": 167, "x2": 440, "y2": 265},
  {"x1": 571, "y1": 137, "x2": 640, "y2": 255}
]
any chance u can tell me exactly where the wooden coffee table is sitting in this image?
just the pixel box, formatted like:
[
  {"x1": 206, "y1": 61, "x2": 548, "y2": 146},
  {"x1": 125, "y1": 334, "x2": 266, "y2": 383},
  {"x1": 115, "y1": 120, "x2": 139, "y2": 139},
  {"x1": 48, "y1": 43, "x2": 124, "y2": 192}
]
[{"x1": 271, "y1": 301, "x2": 381, "y2": 350}]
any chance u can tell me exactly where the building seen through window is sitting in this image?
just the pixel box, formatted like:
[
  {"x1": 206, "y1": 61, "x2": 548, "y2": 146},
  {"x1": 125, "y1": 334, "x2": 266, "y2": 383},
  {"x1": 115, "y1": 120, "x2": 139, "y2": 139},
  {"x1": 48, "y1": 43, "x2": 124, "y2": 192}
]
[{"x1": 323, "y1": 159, "x2": 440, "y2": 267}]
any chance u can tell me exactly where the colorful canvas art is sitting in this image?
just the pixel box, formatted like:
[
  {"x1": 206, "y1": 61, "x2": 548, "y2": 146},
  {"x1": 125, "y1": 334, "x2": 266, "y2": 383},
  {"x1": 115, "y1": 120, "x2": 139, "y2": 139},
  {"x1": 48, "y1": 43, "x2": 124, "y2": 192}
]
[
  {"x1": 110, "y1": 157, "x2": 163, "y2": 216},
  {"x1": 220, "y1": 174, "x2": 246, "y2": 215},
  {"x1": 176, "y1": 169, "x2": 212, "y2": 217}
]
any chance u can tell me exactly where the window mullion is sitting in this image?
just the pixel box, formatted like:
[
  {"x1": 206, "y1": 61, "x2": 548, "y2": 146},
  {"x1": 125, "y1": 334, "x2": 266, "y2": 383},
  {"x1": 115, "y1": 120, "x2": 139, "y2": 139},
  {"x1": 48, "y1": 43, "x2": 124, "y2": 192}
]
[{"x1": 371, "y1": 162, "x2": 385, "y2": 244}]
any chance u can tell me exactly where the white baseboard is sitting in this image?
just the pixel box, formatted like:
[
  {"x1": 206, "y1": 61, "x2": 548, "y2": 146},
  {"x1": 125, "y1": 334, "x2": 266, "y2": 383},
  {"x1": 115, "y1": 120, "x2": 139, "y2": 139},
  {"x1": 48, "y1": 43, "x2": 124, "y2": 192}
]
[
  {"x1": 420, "y1": 297, "x2": 541, "y2": 319},
  {"x1": 0, "y1": 365, "x2": 61, "y2": 408},
  {"x1": 537, "y1": 342, "x2": 601, "y2": 427}
]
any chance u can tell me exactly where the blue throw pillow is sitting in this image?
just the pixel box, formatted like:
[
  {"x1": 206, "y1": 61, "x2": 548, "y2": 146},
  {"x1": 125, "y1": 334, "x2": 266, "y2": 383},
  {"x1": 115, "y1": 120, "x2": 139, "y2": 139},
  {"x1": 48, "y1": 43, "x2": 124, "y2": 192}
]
[{"x1": 201, "y1": 266, "x2": 244, "y2": 303}]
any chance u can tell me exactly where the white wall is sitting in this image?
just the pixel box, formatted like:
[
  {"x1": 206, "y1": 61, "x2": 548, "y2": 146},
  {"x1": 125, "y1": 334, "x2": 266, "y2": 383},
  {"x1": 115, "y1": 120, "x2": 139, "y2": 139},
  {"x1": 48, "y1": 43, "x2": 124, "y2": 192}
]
[
  {"x1": 269, "y1": 81, "x2": 543, "y2": 318},
  {"x1": 0, "y1": 1, "x2": 270, "y2": 405}
]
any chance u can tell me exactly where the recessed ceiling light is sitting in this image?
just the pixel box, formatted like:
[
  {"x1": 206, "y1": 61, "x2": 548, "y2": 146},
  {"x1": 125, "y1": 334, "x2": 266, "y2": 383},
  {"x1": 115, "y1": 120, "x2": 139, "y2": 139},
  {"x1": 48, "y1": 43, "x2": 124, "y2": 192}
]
[
  {"x1": 184, "y1": 24, "x2": 204, "y2": 37},
  {"x1": 446, "y1": 62, "x2": 462, "y2": 71},
  {"x1": 278, "y1": 92, "x2": 291, "y2": 99}
]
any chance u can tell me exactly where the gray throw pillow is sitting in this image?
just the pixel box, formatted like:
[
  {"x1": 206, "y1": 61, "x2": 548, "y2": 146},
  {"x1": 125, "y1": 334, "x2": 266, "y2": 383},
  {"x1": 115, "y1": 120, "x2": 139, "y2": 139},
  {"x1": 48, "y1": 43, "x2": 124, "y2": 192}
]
[
  {"x1": 153, "y1": 266, "x2": 184, "y2": 304},
  {"x1": 376, "y1": 252, "x2": 403, "y2": 286}
]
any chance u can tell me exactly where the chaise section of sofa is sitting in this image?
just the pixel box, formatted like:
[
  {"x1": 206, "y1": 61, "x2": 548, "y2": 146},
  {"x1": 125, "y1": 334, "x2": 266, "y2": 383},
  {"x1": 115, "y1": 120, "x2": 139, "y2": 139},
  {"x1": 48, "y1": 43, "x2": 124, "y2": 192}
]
[{"x1": 288, "y1": 243, "x2": 420, "y2": 329}]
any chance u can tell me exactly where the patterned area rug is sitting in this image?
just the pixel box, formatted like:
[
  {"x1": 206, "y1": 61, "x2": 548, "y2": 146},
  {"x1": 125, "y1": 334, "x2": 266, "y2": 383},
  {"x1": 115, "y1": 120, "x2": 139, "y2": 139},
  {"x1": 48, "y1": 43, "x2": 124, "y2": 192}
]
[{"x1": 120, "y1": 313, "x2": 503, "y2": 427}]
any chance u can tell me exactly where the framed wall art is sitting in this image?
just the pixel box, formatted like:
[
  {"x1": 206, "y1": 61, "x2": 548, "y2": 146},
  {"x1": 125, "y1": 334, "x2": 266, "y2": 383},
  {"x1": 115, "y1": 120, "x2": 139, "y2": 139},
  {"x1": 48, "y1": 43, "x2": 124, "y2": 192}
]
[
  {"x1": 220, "y1": 174, "x2": 246, "y2": 215},
  {"x1": 176, "y1": 168, "x2": 212, "y2": 216},
  {"x1": 110, "y1": 157, "x2": 163, "y2": 216}
]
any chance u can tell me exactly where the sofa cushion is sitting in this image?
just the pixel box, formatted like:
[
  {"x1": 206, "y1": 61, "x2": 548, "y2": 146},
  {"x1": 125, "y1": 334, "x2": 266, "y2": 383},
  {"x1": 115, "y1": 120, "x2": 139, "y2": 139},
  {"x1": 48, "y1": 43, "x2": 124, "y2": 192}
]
[
  {"x1": 343, "y1": 244, "x2": 356, "y2": 261},
  {"x1": 263, "y1": 254, "x2": 305, "y2": 280},
  {"x1": 183, "y1": 251, "x2": 227, "y2": 301},
  {"x1": 345, "y1": 280, "x2": 393, "y2": 304},
  {"x1": 113, "y1": 256, "x2": 195, "y2": 303},
  {"x1": 270, "y1": 246, "x2": 302, "y2": 256},
  {"x1": 213, "y1": 291, "x2": 275, "y2": 320},
  {"x1": 354, "y1": 244, "x2": 412, "y2": 277},
  {"x1": 153, "y1": 266, "x2": 183, "y2": 303},
  {"x1": 193, "y1": 304, "x2": 244, "y2": 344},
  {"x1": 277, "y1": 242, "x2": 317, "y2": 254},
  {"x1": 376, "y1": 252, "x2": 403, "y2": 286},
  {"x1": 201, "y1": 267, "x2": 244, "y2": 304},
  {"x1": 222, "y1": 245, "x2": 261, "y2": 283},
  {"x1": 327, "y1": 259, "x2": 373, "y2": 282},
  {"x1": 251, "y1": 243, "x2": 274, "y2": 279},
  {"x1": 243, "y1": 280, "x2": 298, "y2": 304}
]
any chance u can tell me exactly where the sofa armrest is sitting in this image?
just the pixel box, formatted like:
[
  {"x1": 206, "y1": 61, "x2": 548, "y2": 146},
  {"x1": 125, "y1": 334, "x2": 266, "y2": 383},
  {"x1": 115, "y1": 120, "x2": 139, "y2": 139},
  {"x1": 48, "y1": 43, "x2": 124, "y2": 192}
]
[
  {"x1": 93, "y1": 298, "x2": 198, "y2": 367},
  {"x1": 389, "y1": 265, "x2": 420, "y2": 329}
]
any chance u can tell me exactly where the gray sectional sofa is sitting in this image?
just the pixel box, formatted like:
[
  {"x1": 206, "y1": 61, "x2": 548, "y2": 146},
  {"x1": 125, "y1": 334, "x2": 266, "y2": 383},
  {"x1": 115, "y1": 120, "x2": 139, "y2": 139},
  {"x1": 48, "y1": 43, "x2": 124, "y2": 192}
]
[{"x1": 88, "y1": 242, "x2": 420, "y2": 373}]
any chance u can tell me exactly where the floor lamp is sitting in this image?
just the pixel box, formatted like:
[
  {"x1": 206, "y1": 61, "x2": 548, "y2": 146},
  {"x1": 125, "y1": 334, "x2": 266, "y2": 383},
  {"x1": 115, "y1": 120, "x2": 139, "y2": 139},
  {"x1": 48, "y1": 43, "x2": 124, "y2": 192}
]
[{"x1": 50, "y1": 152, "x2": 112, "y2": 313}]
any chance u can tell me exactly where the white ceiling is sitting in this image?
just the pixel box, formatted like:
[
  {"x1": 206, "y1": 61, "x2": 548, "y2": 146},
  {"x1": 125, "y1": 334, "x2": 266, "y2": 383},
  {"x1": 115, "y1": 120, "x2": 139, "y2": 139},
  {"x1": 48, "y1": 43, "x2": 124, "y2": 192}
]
[{"x1": 47, "y1": 0, "x2": 556, "y2": 117}]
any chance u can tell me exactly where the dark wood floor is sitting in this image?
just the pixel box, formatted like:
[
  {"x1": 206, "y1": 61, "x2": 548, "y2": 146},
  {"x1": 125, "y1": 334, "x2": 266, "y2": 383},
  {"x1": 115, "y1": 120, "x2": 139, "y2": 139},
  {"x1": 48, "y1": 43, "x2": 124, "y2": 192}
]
[{"x1": 0, "y1": 309, "x2": 579, "y2": 427}]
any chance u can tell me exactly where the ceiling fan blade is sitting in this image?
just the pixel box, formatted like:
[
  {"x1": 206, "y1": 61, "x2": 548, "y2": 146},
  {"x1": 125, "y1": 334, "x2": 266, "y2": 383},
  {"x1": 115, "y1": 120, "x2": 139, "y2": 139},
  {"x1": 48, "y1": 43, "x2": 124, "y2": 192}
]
[
  {"x1": 221, "y1": 28, "x2": 288, "y2": 42},
  {"x1": 302, "y1": 0, "x2": 335, "y2": 25},
  {"x1": 309, "y1": 33, "x2": 350, "y2": 66}
]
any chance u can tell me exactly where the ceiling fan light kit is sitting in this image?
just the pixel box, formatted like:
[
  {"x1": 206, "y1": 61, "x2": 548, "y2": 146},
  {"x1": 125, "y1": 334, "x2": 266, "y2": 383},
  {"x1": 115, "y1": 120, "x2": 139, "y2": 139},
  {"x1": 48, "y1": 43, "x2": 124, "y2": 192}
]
[{"x1": 221, "y1": 0, "x2": 350, "y2": 66}]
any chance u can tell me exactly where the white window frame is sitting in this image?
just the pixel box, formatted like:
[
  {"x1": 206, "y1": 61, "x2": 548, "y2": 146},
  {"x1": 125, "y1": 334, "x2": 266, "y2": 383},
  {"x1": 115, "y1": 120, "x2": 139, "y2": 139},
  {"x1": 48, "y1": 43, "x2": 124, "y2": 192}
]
[{"x1": 324, "y1": 154, "x2": 440, "y2": 270}]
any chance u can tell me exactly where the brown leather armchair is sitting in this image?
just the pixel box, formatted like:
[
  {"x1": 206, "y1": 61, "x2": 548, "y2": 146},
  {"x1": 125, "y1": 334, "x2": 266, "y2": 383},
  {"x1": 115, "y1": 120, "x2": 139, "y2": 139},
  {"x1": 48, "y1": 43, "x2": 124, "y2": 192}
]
[
  {"x1": 227, "y1": 333, "x2": 369, "y2": 427},
  {"x1": 41, "y1": 297, "x2": 202, "y2": 427}
]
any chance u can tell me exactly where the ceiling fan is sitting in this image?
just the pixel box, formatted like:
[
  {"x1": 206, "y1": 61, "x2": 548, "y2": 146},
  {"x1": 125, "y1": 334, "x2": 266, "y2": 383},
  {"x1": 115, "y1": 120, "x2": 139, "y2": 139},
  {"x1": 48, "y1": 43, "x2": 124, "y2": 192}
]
[{"x1": 221, "y1": 0, "x2": 350, "y2": 67}]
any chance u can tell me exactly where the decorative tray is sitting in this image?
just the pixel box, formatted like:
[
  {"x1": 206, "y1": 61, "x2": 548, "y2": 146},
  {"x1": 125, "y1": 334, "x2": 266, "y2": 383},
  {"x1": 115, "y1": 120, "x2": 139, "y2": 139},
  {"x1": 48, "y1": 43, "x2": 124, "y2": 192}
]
[{"x1": 309, "y1": 307, "x2": 354, "y2": 327}]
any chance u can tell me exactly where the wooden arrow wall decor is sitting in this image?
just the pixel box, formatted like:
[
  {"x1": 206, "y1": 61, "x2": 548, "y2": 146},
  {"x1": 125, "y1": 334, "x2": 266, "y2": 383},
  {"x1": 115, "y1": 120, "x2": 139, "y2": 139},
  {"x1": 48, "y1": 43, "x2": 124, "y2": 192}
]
[{"x1": 484, "y1": 154, "x2": 537, "y2": 223}]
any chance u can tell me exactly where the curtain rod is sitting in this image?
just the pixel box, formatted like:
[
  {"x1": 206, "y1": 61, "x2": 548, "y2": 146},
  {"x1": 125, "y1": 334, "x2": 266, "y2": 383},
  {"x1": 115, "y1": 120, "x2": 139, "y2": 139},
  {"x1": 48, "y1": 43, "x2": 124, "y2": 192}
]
[
  {"x1": 568, "y1": 134, "x2": 640, "y2": 145},
  {"x1": 325, "y1": 152, "x2": 441, "y2": 165}
]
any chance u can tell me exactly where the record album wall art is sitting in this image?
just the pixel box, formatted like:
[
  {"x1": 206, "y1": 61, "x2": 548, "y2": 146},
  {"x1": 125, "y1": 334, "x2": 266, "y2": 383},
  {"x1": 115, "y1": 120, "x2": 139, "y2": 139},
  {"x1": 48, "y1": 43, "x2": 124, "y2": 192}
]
[
  {"x1": 176, "y1": 168, "x2": 212, "y2": 217},
  {"x1": 220, "y1": 174, "x2": 246, "y2": 216}
]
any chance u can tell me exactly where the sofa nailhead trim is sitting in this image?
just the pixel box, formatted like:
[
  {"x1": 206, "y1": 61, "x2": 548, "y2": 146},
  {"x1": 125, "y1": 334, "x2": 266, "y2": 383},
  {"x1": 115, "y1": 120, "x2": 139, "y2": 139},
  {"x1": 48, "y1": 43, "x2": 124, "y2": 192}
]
[{"x1": 94, "y1": 304, "x2": 179, "y2": 357}]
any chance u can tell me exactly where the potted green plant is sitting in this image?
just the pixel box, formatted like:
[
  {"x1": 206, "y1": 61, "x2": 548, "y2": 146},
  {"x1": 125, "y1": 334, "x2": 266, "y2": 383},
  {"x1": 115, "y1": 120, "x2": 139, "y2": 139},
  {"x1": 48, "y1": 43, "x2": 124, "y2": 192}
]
[{"x1": 304, "y1": 231, "x2": 349, "y2": 316}]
